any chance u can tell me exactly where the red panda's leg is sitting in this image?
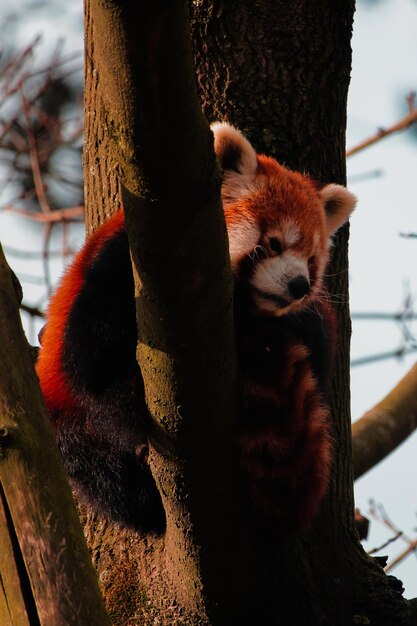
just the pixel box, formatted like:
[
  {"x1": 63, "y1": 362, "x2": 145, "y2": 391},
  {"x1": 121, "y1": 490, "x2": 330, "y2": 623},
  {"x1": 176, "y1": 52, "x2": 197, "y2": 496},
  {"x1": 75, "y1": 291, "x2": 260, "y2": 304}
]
[{"x1": 240, "y1": 342, "x2": 332, "y2": 535}]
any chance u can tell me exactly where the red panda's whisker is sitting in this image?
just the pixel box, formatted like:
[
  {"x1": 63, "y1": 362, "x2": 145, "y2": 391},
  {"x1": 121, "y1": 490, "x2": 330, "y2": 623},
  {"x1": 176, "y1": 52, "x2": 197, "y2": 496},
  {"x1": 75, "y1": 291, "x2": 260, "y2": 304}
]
[
  {"x1": 322, "y1": 268, "x2": 349, "y2": 278},
  {"x1": 250, "y1": 245, "x2": 268, "y2": 265}
]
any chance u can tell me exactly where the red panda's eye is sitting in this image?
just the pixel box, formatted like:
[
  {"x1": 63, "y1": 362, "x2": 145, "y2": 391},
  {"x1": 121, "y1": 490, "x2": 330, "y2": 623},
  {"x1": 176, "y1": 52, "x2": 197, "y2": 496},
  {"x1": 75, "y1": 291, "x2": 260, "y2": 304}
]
[
  {"x1": 308, "y1": 256, "x2": 316, "y2": 265},
  {"x1": 269, "y1": 237, "x2": 282, "y2": 255}
]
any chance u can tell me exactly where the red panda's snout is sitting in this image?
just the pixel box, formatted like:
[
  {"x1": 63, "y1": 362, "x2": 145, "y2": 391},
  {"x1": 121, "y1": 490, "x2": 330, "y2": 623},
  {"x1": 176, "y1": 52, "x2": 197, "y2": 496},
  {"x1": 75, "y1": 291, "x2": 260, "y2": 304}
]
[
  {"x1": 288, "y1": 275, "x2": 310, "y2": 299},
  {"x1": 248, "y1": 241, "x2": 321, "y2": 316}
]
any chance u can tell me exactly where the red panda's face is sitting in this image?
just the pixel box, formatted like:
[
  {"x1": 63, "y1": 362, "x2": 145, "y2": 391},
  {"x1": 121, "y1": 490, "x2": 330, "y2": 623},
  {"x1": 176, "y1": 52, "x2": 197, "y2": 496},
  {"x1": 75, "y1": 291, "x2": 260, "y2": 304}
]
[{"x1": 211, "y1": 122, "x2": 356, "y2": 316}]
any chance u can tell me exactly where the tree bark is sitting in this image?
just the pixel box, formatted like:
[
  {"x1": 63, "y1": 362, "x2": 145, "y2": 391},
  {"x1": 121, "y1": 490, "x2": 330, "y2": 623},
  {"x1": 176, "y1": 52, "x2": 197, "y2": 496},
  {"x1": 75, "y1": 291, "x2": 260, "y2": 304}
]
[
  {"x1": 82, "y1": 0, "x2": 417, "y2": 624},
  {"x1": 84, "y1": 1, "x2": 269, "y2": 623},
  {"x1": 352, "y1": 362, "x2": 417, "y2": 480},
  {"x1": 0, "y1": 248, "x2": 110, "y2": 626}
]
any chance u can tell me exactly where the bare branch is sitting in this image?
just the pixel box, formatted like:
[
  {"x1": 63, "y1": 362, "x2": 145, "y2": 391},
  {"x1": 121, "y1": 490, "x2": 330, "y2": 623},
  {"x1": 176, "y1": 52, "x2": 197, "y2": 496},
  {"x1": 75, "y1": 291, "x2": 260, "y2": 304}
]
[
  {"x1": 42, "y1": 221, "x2": 53, "y2": 295},
  {"x1": 368, "y1": 531, "x2": 403, "y2": 556},
  {"x1": 367, "y1": 503, "x2": 417, "y2": 574},
  {"x1": 347, "y1": 99, "x2": 417, "y2": 157},
  {"x1": 21, "y1": 86, "x2": 52, "y2": 214},
  {"x1": 351, "y1": 346, "x2": 417, "y2": 367},
  {"x1": 352, "y1": 362, "x2": 417, "y2": 479},
  {"x1": 0, "y1": 243, "x2": 110, "y2": 625},
  {"x1": 385, "y1": 541, "x2": 417, "y2": 573},
  {"x1": 4, "y1": 204, "x2": 84, "y2": 222},
  {"x1": 20, "y1": 303, "x2": 45, "y2": 318},
  {"x1": 351, "y1": 312, "x2": 417, "y2": 321},
  {"x1": 348, "y1": 169, "x2": 383, "y2": 183},
  {"x1": 400, "y1": 232, "x2": 417, "y2": 239},
  {"x1": 0, "y1": 41, "x2": 85, "y2": 323}
]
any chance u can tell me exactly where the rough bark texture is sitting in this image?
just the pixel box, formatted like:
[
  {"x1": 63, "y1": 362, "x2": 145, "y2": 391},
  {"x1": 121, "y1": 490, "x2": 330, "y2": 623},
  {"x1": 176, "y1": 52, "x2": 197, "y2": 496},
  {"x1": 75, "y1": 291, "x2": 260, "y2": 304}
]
[
  {"x1": 0, "y1": 248, "x2": 110, "y2": 626},
  {"x1": 191, "y1": 2, "x2": 417, "y2": 624},
  {"x1": 83, "y1": 1, "x2": 267, "y2": 623},
  {"x1": 352, "y1": 362, "x2": 417, "y2": 480},
  {"x1": 81, "y1": 0, "x2": 417, "y2": 624}
]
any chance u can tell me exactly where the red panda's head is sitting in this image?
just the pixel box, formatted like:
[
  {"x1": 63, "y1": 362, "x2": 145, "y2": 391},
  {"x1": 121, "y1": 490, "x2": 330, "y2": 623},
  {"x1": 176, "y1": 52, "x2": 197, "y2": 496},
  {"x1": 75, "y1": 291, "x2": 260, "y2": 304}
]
[{"x1": 211, "y1": 122, "x2": 356, "y2": 316}]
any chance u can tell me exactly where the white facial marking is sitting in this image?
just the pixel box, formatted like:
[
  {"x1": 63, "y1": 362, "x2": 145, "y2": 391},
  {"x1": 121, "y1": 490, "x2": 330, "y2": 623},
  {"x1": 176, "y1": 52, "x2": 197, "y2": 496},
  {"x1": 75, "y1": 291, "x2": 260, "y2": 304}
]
[
  {"x1": 282, "y1": 223, "x2": 301, "y2": 247},
  {"x1": 250, "y1": 253, "x2": 309, "y2": 314},
  {"x1": 227, "y1": 218, "x2": 261, "y2": 270}
]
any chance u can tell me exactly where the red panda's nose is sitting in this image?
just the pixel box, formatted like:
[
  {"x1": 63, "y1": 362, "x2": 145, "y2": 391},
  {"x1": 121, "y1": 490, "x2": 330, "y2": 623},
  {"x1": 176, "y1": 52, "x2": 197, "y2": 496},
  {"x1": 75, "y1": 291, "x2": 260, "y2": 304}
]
[{"x1": 288, "y1": 276, "x2": 310, "y2": 300}]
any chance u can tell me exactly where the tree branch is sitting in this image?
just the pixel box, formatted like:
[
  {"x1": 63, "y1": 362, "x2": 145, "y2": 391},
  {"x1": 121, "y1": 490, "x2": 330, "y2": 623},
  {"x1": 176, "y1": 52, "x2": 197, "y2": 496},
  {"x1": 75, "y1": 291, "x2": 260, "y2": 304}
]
[
  {"x1": 0, "y1": 244, "x2": 110, "y2": 625},
  {"x1": 351, "y1": 346, "x2": 417, "y2": 367},
  {"x1": 346, "y1": 105, "x2": 417, "y2": 157},
  {"x1": 352, "y1": 362, "x2": 417, "y2": 479}
]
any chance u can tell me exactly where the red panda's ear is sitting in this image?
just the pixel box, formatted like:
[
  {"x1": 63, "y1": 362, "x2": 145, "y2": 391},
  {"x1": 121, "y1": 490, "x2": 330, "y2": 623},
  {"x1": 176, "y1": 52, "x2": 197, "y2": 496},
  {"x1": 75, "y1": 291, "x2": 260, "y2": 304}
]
[
  {"x1": 211, "y1": 122, "x2": 257, "y2": 177},
  {"x1": 319, "y1": 184, "x2": 357, "y2": 237}
]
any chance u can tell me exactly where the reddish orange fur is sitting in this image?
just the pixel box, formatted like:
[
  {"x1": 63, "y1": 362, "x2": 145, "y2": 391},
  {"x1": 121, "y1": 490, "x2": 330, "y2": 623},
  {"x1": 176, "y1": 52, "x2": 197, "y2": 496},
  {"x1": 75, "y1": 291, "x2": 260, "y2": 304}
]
[{"x1": 36, "y1": 211, "x2": 125, "y2": 417}]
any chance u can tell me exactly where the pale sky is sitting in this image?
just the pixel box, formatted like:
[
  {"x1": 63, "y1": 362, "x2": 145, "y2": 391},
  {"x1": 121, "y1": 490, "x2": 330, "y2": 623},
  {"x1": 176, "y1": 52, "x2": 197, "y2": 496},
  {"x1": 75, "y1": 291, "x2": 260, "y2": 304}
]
[{"x1": 348, "y1": 0, "x2": 417, "y2": 597}]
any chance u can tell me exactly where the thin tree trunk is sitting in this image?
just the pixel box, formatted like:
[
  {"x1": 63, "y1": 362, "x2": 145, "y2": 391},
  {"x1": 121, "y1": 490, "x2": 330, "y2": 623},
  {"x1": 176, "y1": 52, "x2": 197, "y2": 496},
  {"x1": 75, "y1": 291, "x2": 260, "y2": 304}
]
[
  {"x1": 0, "y1": 248, "x2": 110, "y2": 626},
  {"x1": 83, "y1": 1, "x2": 269, "y2": 623}
]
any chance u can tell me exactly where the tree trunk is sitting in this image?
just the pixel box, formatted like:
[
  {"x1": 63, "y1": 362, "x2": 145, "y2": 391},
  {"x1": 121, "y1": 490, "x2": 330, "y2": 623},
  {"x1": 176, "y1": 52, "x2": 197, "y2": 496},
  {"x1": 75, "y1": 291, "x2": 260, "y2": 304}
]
[
  {"x1": 82, "y1": 0, "x2": 417, "y2": 624},
  {"x1": 0, "y1": 249, "x2": 110, "y2": 626},
  {"x1": 83, "y1": 2, "x2": 265, "y2": 623}
]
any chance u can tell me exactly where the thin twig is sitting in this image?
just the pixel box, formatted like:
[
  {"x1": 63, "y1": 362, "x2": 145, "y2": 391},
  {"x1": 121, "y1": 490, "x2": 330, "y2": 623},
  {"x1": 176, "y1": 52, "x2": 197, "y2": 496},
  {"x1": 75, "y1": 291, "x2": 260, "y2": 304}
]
[
  {"x1": 347, "y1": 105, "x2": 417, "y2": 157},
  {"x1": 400, "y1": 233, "x2": 417, "y2": 239},
  {"x1": 367, "y1": 502, "x2": 417, "y2": 573},
  {"x1": 385, "y1": 541, "x2": 417, "y2": 574},
  {"x1": 351, "y1": 346, "x2": 417, "y2": 367},
  {"x1": 368, "y1": 531, "x2": 403, "y2": 556},
  {"x1": 4, "y1": 204, "x2": 84, "y2": 222},
  {"x1": 0, "y1": 37, "x2": 41, "y2": 97},
  {"x1": 21, "y1": 86, "x2": 51, "y2": 214},
  {"x1": 351, "y1": 312, "x2": 417, "y2": 321},
  {"x1": 20, "y1": 303, "x2": 45, "y2": 318},
  {"x1": 42, "y1": 221, "x2": 53, "y2": 295}
]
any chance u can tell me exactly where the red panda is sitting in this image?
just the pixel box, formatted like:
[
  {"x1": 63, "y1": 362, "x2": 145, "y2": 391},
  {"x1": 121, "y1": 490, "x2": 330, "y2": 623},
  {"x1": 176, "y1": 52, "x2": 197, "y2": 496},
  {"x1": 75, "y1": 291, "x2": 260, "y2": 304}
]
[
  {"x1": 212, "y1": 124, "x2": 356, "y2": 533},
  {"x1": 36, "y1": 122, "x2": 355, "y2": 535}
]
